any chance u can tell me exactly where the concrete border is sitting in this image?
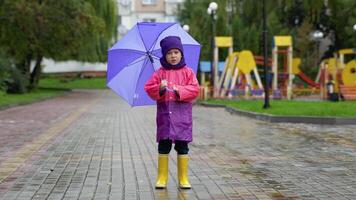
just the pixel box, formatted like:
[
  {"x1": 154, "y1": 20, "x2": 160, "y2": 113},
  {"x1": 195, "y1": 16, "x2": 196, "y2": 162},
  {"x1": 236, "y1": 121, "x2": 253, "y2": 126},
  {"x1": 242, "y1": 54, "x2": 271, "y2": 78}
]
[{"x1": 199, "y1": 102, "x2": 356, "y2": 125}]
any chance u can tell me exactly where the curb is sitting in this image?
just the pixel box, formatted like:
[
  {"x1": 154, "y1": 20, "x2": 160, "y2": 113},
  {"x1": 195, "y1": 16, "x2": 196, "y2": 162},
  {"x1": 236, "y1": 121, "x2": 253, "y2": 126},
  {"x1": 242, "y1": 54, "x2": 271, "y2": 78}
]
[{"x1": 199, "y1": 102, "x2": 356, "y2": 125}]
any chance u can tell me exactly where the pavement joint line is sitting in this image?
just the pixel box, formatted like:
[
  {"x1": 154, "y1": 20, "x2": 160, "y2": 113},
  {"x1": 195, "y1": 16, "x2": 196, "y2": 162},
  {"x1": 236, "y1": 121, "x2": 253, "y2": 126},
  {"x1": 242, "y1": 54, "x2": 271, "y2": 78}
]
[{"x1": 0, "y1": 93, "x2": 102, "y2": 184}]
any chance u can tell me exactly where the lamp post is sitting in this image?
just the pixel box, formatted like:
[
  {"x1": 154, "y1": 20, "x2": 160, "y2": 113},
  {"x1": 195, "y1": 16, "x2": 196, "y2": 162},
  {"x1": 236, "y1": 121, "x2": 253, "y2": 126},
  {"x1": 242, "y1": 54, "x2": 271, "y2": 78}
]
[
  {"x1": 207, "y1": 2, "x2": 218, "y2": 92},
  {"x1": 183, "y1": 24, "x2": 190, "y2": 32},
  {"x1": 262, "y1": 0, "x2": 270, "y2": 109},
  {"x1": 311, "y1": 30, "x2": 324, "y2": 64}
]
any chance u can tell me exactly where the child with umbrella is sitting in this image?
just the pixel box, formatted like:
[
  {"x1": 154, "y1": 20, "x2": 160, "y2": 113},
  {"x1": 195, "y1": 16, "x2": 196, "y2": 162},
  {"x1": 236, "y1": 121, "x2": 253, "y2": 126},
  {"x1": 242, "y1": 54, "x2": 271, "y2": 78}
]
[{"x1": 144, "y1": 36, "x2": 200, "y2": 189}]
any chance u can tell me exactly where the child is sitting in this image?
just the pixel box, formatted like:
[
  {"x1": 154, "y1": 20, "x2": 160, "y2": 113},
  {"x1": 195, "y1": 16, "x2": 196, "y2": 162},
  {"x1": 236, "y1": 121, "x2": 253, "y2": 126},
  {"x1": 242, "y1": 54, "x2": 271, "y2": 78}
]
[{"x1": 144, "y1": 36, "x2": 200, "y2": 189}]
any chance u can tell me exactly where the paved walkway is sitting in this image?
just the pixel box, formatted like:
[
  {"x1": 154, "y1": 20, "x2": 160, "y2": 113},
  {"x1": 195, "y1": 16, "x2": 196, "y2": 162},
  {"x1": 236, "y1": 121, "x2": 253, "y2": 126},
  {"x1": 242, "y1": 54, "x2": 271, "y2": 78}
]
[{"x1": 0, "y1": 90, "x2": 356, "y2": 200}]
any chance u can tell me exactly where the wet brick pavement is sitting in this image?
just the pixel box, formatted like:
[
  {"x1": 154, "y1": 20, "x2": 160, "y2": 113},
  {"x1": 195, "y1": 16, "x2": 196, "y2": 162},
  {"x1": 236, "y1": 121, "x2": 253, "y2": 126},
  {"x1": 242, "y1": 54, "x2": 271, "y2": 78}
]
[{"x1": 0, "y1": 90, "x2": 356, "y2": 200}]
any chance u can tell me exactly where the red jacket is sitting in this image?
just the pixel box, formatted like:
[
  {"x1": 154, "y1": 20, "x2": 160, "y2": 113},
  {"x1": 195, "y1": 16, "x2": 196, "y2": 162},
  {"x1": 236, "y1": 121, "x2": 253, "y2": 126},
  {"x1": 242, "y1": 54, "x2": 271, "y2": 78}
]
[{"x1": 144, "y1": 66, "x2": 199, "y2": 142}]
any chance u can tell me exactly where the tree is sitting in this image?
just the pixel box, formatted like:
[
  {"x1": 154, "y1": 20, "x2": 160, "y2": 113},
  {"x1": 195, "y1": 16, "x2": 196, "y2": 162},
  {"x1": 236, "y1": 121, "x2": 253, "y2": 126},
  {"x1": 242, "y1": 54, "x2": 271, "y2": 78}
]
[
  {"x1": 321, "y1": 0, "x2": 356, "y2": 51},
  {"x1": 178, "y1": 0, "x2": 212, "y2": 60},
  {"x1": 178, "y1": 0, "x2": 290, "y2": 59},
  {"x1": 177, "y1": 0, "x2": 355, "y2": 79},
  {"x1": 0, "y1": 0, "x2": 118, "y2": 91},
  {"x1": 294, "y1": 20, "x2": 318, "y2": 76}
]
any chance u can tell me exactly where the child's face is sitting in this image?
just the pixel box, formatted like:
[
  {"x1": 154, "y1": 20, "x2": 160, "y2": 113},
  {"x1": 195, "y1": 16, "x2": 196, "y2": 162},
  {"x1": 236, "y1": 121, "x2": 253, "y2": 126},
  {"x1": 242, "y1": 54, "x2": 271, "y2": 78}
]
[{"x1": 165, "y1": 49, "x2": 182, "y2": 65}]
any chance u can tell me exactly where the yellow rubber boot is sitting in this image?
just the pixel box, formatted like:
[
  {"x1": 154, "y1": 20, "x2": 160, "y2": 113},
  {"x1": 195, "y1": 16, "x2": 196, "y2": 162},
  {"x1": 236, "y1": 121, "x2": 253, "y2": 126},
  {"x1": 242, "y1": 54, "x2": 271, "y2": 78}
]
[
  {"x1": 156, "y1": 154, "x2": 169, "y2": 189},
  {"x1": 177, "y1": 155, "x2": 191, "y2": 189}
]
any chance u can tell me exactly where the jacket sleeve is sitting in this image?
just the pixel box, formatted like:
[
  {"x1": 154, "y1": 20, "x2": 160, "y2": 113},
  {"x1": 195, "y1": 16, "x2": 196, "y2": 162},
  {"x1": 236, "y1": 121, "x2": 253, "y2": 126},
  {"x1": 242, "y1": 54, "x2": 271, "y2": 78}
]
[
  {"x1": 144, "y1": 71, "x2": 164, "y2": 101},
  {"x1": 176, "y1": 69, "x2": 200, "y2": 102}
]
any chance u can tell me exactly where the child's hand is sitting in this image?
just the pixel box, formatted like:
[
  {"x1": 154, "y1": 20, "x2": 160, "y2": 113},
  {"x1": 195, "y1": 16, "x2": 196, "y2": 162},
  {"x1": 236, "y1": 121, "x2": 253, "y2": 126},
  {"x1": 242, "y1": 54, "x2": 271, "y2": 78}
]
[
  {"x1": 172, "y1": 85, "x2": 180, "y2": 98},
  {"x1": 160, "y1": 80, "x2": 167, "y2": 89},
  {"x1": 173, "y1": 85, "x2": 178, "y2": 92}
]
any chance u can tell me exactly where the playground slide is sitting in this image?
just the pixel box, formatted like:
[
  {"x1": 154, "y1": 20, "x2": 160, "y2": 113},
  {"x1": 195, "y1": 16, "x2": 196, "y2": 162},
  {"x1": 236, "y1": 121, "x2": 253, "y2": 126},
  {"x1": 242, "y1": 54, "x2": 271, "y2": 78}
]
[{"x1": 297, "y1": 71, "x2": 320, "y2": 88}]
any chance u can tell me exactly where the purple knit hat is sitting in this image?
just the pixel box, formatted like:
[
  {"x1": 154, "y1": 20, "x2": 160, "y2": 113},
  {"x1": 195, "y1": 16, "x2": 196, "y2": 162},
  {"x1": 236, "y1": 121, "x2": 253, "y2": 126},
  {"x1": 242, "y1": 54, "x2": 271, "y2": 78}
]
[{"x1": 159, "y1": 36, "x2": 186, "y2": 69}]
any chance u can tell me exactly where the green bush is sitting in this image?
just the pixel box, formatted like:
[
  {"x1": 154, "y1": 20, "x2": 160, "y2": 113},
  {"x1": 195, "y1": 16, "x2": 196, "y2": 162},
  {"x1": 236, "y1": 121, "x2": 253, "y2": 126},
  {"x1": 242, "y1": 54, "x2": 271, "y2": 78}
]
[
  {"x1": 0, "y1": 53, "x2": 27, "y2": 94},
  {"x1": 0, "y1": 54, "x2": 11, "y2": 92},
  {"x1": 5, "y1": 67, "x2": 28, "y2": 94}
]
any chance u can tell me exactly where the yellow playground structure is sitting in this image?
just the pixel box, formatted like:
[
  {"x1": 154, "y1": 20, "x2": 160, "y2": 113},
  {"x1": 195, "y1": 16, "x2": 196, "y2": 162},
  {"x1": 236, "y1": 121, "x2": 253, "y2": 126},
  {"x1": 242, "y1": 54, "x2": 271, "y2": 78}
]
[
  {"x1": 319, "y1": 48, "x2": 356, "y2": 100},
  {"x1": 212, "y1": 37, "x2": 233, "y2": 97},
  {"x1": 201, "y1": 35, "x2": 356, "y2": 101},
  {"x1": 218, "y1": 51, "x2": 263, "y2": 99},
  {"x1": 272, "y1": 36, "x2": 294, "y2": 99}
]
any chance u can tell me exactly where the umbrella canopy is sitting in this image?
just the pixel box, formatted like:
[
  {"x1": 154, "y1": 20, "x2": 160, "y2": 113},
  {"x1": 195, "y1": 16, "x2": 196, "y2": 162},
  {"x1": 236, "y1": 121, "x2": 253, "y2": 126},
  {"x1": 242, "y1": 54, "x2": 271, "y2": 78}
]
[{"x1": 107, "y1": 22, "x2": 201, "y2": 106}]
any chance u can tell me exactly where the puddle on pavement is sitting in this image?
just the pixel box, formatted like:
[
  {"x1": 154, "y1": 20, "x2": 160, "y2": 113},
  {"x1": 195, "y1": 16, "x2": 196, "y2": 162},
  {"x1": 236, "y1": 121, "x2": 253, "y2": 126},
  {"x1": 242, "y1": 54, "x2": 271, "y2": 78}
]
[
  {"x1": 270, "y1": 191, "x2": 298, "y2": 200},
  {"x1": 195, "y1": 107, "x2": 356, "y2": 199},
  {"x1": 272, "y1": 123, "x2": 356, "y2": 149},
  {"x1": 205, "y1": 146, "x2": 292, "y2": 198},
  {"x1": 154, "y1": 188, "x2": 195, "y2": 200}
]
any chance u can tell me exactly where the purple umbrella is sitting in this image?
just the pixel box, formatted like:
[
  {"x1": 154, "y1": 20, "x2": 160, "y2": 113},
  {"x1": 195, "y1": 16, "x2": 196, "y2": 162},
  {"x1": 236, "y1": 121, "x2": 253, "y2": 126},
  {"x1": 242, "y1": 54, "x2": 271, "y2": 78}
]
[{"x1": 107, "y1": 22, "x2": 201, "y2": 106}]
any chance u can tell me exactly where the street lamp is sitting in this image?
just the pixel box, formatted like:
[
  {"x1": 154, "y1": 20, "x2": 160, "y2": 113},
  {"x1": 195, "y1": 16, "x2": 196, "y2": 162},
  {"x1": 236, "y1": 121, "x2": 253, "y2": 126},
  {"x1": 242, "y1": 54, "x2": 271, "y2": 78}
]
[
  {"x1": 182, "y1": 24, "x2": 190, "y2": 32},
  {"x1": 262, "y1": 0, "x2": 270, "y2": 108},
  {"x1": 207, "y1": 2, "x2": 218, "y2": 92},
  {"x1": 312, "y1": 30, "x2": 324, "y2": 39},
  {"x1": 311, "y1": 30, "x2": 324, "y2": 64},
  {"x1": 353, "y1": 24, "x2": 356, "y2": 31}
]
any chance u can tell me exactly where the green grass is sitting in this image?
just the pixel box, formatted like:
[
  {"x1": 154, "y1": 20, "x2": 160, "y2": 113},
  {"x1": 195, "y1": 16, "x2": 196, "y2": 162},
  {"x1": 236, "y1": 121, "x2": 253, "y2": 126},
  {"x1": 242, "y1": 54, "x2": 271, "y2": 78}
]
[
  {"x1": 39, "y1": 77, "x2": 107, "y2": 89},
  {"x1": 1, "y1": 77, "x2": 107, "y2": 108},
  {"x1": 0, "y1": 88, "x2": 67, "y2": 108},
  {"x1": 205, "y1": 99, "x2": 356, "y2": 118}
]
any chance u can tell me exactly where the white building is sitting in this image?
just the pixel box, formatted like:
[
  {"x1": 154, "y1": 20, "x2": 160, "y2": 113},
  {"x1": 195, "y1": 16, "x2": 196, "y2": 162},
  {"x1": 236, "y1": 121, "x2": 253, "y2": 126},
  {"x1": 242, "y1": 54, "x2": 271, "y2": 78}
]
[
  {"x1": 34, "y1": 59, "x2": 107, "y2": 74},
  {"x1": 118, "y1": 0, "x2": 185, "y2": 38}
]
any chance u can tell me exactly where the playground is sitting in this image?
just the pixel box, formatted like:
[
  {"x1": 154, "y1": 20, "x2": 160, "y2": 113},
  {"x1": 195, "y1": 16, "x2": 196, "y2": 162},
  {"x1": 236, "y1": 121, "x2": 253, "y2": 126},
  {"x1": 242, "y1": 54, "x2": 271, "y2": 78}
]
[{"x1": 199, "y1": 36, "x2": 356, "y2": 103}]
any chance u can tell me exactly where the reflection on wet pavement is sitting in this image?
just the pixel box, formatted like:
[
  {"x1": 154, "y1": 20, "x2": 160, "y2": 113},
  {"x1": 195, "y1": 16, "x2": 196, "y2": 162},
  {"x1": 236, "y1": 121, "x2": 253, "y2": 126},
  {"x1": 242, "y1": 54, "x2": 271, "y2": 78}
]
[
  {"x1": 192, "y1": 106, "x2": 356, "y2": 199},
  {"x1": 1, "y1": 90, "x2": 355, "y2": 200}
]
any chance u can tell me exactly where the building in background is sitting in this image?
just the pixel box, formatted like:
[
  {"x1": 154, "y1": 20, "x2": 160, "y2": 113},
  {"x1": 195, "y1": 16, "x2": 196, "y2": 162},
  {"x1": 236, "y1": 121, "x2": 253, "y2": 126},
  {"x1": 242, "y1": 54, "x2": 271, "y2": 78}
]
[{"x1": 118, "y1": 0, "x2": 184, "y2": 38}]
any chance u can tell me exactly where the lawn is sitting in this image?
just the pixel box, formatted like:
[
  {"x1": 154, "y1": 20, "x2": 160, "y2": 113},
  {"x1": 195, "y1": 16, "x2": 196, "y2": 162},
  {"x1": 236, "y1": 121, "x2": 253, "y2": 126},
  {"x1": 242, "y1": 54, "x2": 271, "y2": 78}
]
[
  {"x1": 39, "y1": 77, "x2": 107, "y2": 89},
  {"x1": 0, "y1": 88, "x2": 67, "y2": 108},
  {"x1": 1, "y1": 77, "x2": 107, "y2": 108},
  {"x1": 205, "y1": 99, "x2": 356, "y2": 118}
]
